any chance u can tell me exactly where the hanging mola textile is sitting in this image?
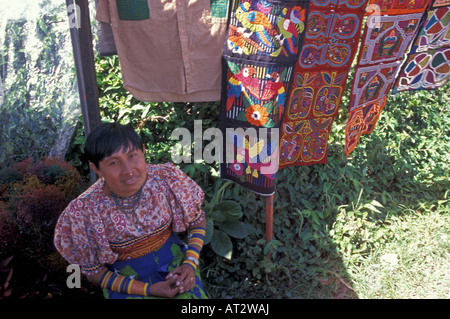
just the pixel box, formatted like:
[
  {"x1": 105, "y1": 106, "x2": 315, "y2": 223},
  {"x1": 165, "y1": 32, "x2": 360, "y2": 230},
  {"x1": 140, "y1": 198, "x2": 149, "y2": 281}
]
[
  {"x1": 369, "y1": 0, "x2": 431, "y2": 15},
  {"x1": 344, "y1": 0, "x2": 432, "y2": 156},
  {"x1": 219, "y1": 0, "x2": 310, "y2": 195},
  {"x1": 279, "y1": 0, "x2": 368, "y2": 168},
  {"x1": 392, "y1": 0, "x2": 450, "y2": 93}
]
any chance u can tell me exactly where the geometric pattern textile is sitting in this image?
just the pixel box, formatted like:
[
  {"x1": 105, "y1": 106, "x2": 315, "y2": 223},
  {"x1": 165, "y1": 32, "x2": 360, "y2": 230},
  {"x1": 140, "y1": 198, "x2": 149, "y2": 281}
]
[
  {"x1": 345, "y1": 61, "x2": 401, "y2": 155},
  {"x1": 345, "y1": 0, "x2": 432, "y2": 156},
  {"x1": 357, "y1": 13, "x2": 424, "y2": 66},
  {"x1": 279, "y1": 0, "x2": 368, "y2": 167},
  {"x1": 367, "y1": 0, "x2": 431, "y2": 15},
  {"x1": 345, "y1": 96, "x2": 387, "y2": 156},
  {"x1": 349, "y1": 60, "x2": 403, "y2": 112},
  {"x1": 393, "y1": 0, "x2": 450, "y2": 92}
]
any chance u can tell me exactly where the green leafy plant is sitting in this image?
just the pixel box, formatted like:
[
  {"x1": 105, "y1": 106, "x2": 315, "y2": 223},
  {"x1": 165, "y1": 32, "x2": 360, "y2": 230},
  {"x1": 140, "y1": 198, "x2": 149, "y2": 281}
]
[{"x1": 203, "y1": 181, "x2": 248, "y2": 259}]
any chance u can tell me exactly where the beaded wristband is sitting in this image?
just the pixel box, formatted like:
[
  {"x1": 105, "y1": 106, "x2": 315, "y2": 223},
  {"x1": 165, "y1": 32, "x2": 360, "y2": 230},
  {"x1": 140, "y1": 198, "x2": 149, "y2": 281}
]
[
  {"x1": 183, "y1": 227, "x2": 206, "y2": 271},
  {"x1": 99, "y1": 270, "x2": 151, "y2": 296}
]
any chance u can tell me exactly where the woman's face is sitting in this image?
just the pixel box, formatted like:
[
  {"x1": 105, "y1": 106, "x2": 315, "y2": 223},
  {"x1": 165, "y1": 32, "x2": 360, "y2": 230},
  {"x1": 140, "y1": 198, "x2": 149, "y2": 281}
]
[{"x1": 90, "y1": 145, "x2": 147, "y2": 197}]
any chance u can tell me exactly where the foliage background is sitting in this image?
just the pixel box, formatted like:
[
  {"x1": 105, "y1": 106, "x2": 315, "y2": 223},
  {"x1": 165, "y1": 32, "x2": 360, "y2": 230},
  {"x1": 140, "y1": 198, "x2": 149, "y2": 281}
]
[{"x1": 0, "y1": 3, "x2": 80, "y2": 166}]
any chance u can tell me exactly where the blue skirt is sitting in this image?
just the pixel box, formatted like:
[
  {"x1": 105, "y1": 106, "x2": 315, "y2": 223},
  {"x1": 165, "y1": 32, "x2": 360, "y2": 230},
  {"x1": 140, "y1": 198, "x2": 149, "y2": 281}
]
[{"x1": 103, "y1": 233, "x2": 207, "y2": 299}]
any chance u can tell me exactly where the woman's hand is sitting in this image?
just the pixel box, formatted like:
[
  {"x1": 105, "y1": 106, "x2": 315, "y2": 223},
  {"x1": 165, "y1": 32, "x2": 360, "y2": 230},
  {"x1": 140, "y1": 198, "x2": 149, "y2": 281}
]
[
  {"x1": 166, "y1": 264, "x2": 196, "y2": 294},
  {"x1": 149, "y1": 275, "x2": 180, "y2": 298},
  {"x1": 87, "y1": 266, "x2": 182, "y2": 298}
]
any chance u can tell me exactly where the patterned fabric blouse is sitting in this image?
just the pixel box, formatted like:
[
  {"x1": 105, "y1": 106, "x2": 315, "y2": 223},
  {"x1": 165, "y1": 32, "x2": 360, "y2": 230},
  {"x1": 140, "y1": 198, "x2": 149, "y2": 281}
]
[{"x1": 54, "y1": 163, "x2": 204, "y2": 275}]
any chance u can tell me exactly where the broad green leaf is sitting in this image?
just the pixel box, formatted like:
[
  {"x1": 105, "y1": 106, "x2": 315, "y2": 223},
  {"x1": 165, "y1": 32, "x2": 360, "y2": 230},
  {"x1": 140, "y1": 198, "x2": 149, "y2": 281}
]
[
  {"x1": 219, "y1": 221, "x2": 248, "y2": 239},
  {"x1": 213, "y1": 200, "x2": 243, "y2": 222},
  {"x1": 369, "y1": 200, "x2": 384, "y2": 208},
  {"x1": 363, "y1": 203, "x2": 382, "y2": 213},
  {"x1": 311, "y1": 211, "x2": 320, "y2": 225},
  {"x1": 211, "y1": 230, "x2": 233, "y2": 260},
  {"x1": 204, "y1": 218, "x2": 214, "y2": 245}
]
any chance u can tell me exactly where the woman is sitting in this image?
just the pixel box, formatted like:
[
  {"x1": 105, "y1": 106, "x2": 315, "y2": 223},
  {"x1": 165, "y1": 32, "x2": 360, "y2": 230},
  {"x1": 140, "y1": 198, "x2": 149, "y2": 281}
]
[{"x1": 54, "y1": 123, "x2": 207, "y2": 299}]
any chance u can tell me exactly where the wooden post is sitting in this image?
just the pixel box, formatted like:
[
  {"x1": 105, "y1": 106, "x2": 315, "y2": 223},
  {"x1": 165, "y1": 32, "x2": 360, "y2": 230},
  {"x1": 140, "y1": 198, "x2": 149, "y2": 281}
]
[
  {"x1": 75, "y1": 0, "x2": 101, "y2": 133},
  {"x1": 266, "y1": 194, "x2": 274, "y2": 242},
  {"x1": 66, "y1": 0, "x2": 101, "y2": 182}
]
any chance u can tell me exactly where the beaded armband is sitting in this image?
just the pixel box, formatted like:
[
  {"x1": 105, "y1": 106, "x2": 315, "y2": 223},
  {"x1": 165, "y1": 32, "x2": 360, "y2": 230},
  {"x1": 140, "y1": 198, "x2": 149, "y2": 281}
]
[
  {"x1": 183, "y1": 226, "x2": 206, "y2": 271},
  {"x1": 99, "y1": 270, "x2": 151, "y2": 297}
]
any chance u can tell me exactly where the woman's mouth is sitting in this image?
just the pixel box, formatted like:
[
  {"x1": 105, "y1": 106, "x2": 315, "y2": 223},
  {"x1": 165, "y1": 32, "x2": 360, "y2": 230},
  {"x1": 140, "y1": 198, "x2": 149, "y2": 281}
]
[{"x1": 124, "y1": 177, "x2": 138, "y2": 185}]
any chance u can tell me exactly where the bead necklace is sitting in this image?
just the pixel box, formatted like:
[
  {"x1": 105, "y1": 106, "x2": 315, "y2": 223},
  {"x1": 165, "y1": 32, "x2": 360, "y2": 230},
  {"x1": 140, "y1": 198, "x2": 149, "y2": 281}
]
[{"x1": 110, "y1": 183, "x2": 144, "y2": 214}]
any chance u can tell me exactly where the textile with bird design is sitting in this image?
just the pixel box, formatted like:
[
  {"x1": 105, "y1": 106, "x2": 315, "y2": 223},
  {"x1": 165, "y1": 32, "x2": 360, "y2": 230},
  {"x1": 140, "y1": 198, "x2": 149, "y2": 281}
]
[{"x1": 219, "y1": 0, "x2": 310, "y2": 195}]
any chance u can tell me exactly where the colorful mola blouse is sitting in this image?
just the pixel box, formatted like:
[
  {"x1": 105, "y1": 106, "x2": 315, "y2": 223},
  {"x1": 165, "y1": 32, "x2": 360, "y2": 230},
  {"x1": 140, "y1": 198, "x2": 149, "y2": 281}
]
[{"x1": 54, "y1": 163, "x2": 204, "y2": 276}]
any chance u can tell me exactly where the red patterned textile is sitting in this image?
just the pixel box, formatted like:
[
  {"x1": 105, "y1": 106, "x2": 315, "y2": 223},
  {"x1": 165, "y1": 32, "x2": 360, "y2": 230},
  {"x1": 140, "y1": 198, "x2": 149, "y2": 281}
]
[
  {"x1": 279, "y1": 0, "x2": 368, "y2": 167},
  {"x1": 367, "y1": 0, "x2": 430, "y2": 15},
  {"x1": 345, "y1": 0, "x2": 432, "y2": 156}
]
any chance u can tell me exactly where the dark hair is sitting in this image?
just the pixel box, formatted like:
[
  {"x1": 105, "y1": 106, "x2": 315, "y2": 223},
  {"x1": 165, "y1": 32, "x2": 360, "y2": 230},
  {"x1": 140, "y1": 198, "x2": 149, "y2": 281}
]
[{"x1": 85, "y1": 122, "x2": 144, "y2": 168}]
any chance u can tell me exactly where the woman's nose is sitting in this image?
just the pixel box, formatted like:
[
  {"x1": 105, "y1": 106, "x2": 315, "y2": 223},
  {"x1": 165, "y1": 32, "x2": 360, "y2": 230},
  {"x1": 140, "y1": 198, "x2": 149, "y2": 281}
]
[{"x1": 122, "y1": 161, "x2": 134, "y2": 176}]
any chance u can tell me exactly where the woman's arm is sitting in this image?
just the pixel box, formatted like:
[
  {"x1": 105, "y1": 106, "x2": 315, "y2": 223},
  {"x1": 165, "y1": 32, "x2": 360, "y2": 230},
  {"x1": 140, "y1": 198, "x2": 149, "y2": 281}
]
[
  {"x1": 183, "y1": 217, "x2": 207, "y2": 269},
  {"x1": 166, "y1": 216, "x2": 207, "y2": 294},
  {"x1": 86, "y1": 266, "x2": 180, "y2": 298}
]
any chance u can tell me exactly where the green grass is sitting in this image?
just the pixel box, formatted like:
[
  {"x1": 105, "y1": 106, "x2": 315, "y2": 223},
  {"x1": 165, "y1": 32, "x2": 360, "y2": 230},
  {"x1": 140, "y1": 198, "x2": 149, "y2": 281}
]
[{"x1": 346, "y1": 206, "x2": 450, "y2": 299}]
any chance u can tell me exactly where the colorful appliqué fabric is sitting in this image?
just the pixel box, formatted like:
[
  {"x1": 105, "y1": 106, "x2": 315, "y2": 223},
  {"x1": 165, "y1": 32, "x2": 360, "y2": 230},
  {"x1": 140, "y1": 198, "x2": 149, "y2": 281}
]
[
  {"x1": 433, "y1": 0, "x2": 450, "y2": 6},
  {"x1": 367, "y1": 0, "x2": 431, "y2": 15},
  {"x1": 279, "y1": 0, "x2": 367, "y2": 167},
  {"x1": 345, "y1": 96, "x2": 387, "y2": 156},
  {"x1": 358, "y1": 13, "x2": 423, "y2": 65},
  {"x1": 221, "y1": 0, "x2": 309, "y2": 128},
  {"x1": 279, "y1": 70, "x2": 348, "y2": 166},
  {"x1": 219, "y1": 0, "x2": 309, "y2": 195},
  {"x1": 393, "y1": 1, "x2": 450, "y2": 92},
  {"x1": 219, "y1": 122, "x2": 279, "y2": 195},
  {"x1": 345, "y1": 1, "x2": 432, "y2": 156},
  {"x1": 54, "y1": 163, "x2": 204, "y2": 276}
]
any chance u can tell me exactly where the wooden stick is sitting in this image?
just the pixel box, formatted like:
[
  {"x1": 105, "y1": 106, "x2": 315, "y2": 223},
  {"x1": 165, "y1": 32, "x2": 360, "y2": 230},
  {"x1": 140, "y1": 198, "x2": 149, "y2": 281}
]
[{"x1": 266, "y1": 194, "x2": 274, "y2": 242}]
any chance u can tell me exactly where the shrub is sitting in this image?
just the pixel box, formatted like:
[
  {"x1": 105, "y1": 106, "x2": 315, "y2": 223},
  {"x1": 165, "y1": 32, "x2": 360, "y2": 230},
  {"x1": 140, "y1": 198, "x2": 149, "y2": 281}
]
[
  {"x1": 0, "y1": 157, "x2": 88, "y2": 298},
  {"x1": 0, "y1": 157, "x2": 86, "y2": 256}
]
